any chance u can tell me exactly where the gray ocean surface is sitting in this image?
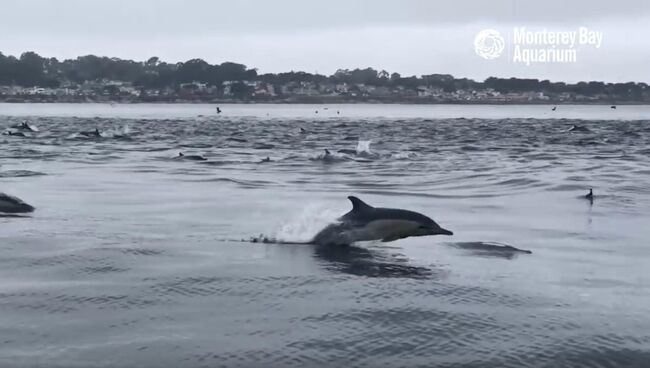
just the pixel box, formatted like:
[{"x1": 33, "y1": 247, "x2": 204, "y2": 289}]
[{"x1": 1, "y1": 103, "x2": 649, "y2": 368}]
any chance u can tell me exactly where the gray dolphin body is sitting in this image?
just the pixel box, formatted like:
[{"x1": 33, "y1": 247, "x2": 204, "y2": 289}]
[
  {"x1": 11, "y1": 121, "x2": 38, "y2": 132},
  {"x1": 80, "y1": 128, "x2": 102, "y2": 138},
  {"x1": 175, "y1": 152, "x2": 207, "y2": 161},
  {"x1": 0, "y1": 193, "x2": 35, "y2": 213},
  {"x1": 312, "y1": 196, "x2": 452, "y2": 245},
  {"x1": 3, "y1": 130, "x2": 27, "y2": 137}
]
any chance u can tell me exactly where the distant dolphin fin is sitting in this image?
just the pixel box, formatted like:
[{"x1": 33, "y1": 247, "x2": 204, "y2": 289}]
[{"x1": 347, "y1": 196, "x2": 372, "y2": 212}]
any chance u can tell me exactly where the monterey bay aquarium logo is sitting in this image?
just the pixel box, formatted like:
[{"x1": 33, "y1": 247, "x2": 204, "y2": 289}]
[
  {"x1": 473, "y1": 29, "x2": 506, "y2": 60},
  {"x1": 474, "y1": 27, "x2": 603, "y2": 65}
]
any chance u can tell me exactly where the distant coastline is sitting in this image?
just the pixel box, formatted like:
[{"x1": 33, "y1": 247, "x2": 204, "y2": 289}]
[{"x1": 2, "y1": 51, "x2": 649, "y2": 105}]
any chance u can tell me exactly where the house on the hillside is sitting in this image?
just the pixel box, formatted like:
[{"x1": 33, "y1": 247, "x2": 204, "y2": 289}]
[{"x1": 179, "y1": 82, "x2": 208, "y2": 95}]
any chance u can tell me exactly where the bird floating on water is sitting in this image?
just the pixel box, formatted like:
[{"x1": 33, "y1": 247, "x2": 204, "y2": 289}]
[{"x1": 585, "y1": 188, "x2": 594, "y2": 201}]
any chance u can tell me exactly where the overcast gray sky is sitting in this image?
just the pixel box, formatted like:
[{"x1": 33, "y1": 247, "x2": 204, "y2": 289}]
[{"x1": 2, "y1": 0, "x2": 649, "y2": 82}]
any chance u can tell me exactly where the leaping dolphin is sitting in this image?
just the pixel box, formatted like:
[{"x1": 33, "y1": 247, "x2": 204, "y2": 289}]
[
  {"x1": 312, "y1": 196, "x2": 452, "y2": 245},
  {"x1": 10, "y1": 121, "x2": 38, "y2": 132}
]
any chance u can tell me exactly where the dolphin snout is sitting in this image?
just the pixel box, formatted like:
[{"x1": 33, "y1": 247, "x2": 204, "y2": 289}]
[
  {"x1": 20, "y1": 203, "x2": 35, "y2": 213},
  {"x1": 436, "y1": 228, "x2": 453, "y2": 236}
]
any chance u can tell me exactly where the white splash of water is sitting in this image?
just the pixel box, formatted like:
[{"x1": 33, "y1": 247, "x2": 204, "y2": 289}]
[
  {"x1": 102, "y1": 124, "x2": 130, "y2": 138},
  {"x1": 356, "y1": 140, "x2": 372, "y2": 154},
  {"x1": 391, "y1": 152, "x2": 417, "y2": 159},
  {"x1": 273, "y1": 202, "x2": 342, "y2": 242}
]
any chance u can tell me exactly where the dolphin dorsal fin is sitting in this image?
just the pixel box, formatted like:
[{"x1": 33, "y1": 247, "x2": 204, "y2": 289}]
[{"x1": 348, "y1": 196, "x2": 372, "y2": 212}]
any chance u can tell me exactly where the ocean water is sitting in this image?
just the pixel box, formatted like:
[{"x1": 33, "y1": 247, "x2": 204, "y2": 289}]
[{"x1": 1, "y1": 103, "x2": 649, "y2": 368}]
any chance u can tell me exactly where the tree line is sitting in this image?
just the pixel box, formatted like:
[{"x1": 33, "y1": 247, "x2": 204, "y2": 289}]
[{"x1": 0, "y1": 51, "x2": 647, "y2": 99}]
